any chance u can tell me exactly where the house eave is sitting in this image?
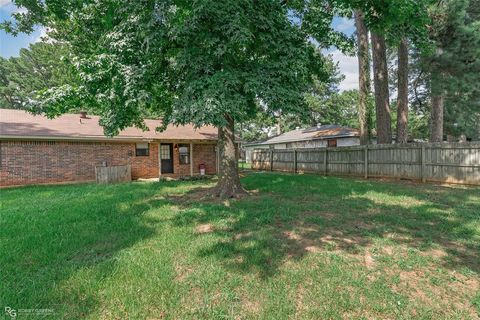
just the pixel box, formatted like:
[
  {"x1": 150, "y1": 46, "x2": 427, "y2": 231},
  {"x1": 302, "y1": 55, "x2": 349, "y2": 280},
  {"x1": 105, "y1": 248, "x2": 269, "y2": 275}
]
[
  {"x1": 0, "y1": 135, "x2": 151, "y2": 142},
  {"x1": 0, "y1": 135, "x2": 219, "y2": 143},
  {"x1": 260, "y1": 134, "x2": 359, "y2": 145}
]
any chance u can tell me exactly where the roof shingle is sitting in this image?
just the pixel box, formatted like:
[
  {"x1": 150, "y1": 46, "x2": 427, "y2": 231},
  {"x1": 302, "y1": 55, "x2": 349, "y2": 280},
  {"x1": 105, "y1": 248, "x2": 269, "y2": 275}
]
[
  {"x1": 260, "y1": 125, "x2": 359, "y2": 144},
  {"x1": 0, "y1": 109, "x2": 217, "y2": 141}
]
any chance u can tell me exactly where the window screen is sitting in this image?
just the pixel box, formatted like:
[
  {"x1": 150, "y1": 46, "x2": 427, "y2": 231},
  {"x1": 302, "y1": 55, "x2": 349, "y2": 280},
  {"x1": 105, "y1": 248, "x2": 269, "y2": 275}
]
[
  {"x1": 136, "y1": 142, "x2": 149, "y2": 156},
  {"x1": 179, "y1": 144, "x2": 190, "y2": 164}
]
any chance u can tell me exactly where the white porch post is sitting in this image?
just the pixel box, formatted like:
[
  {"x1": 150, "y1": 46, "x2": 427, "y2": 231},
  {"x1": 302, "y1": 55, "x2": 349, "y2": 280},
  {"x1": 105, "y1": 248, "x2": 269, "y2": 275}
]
[
  {"x1": 190, "y1": 143, "x2": 193, "y2": 176},
  {"x1": 158, "y1": 142, "x2": 162, "y2": 178}
]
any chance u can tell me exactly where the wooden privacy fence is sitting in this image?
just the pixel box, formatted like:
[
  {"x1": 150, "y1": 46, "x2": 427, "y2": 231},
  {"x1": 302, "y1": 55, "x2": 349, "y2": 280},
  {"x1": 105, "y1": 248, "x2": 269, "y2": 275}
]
[
  {"x1": 251, "y1": 142, "x2": 480, "y2": 185},
  {"x1": 95, "y1": 165, "x2": 132, "y2": 184}
]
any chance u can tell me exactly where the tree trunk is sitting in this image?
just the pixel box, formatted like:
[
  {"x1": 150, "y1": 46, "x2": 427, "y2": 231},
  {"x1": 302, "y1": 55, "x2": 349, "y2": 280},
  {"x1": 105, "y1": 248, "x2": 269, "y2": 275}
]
[
  {"x1": 429, "y1": 95, "x2": 444, "y2": 142},
  {"x1": 371, "y1": 32, "x2": 392, "y2": 144},
  {"x1": 214, "y1": 114, "x2": 247, "y2": 198},
  {"x1": 355, "y1": 10, "x2": 371, "y2": 145},
  {"x1": 396, "y1": 37, "x2": 409, "y2": 144}
]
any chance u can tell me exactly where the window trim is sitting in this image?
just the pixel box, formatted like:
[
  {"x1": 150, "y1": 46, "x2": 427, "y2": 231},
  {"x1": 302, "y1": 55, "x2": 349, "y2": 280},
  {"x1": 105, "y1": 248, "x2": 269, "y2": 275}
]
[
  {"x1": 178, "y1": 144, "x2": 190, "y2": 165},
  {"x1": 135, "y1": 142, "x2": 150, "y2": 156},
  {"x1": 160, "y1": 144, "x2": 171, "y2": 160}
]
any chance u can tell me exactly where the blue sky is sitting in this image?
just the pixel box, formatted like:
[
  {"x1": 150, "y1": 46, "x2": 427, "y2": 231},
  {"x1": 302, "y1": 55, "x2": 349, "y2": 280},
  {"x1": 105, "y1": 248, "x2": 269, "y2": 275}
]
[
  {"x1": 0, "y1": 0, "x2": 46, "y2": 57},
  {"x1": 1, "y1": 1, "x2": 358, "y2": 90}
]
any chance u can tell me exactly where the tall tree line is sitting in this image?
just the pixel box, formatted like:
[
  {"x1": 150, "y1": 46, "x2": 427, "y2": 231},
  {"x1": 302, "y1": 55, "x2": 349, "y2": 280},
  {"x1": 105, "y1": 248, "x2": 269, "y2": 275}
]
[
  {"x1": 351, "y1": 0, "x2": 480, "y2": 144},
  {"x1": 0, "y1": 42, "x2": 79, "y2": 109}
]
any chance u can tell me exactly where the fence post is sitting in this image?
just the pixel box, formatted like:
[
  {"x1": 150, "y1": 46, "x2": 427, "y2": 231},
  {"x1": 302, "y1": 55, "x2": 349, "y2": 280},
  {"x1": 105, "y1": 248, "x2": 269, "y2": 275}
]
[
  {"x1": 421, "y1": 144, "x2": 426, "y2": 183},
  {"x1": 270, "y1": 149, "x2": 274, "y2": 172},
  {"x1": 364, "y1": 145, "x2": 368, "y2": 179},
  {"x1": 324, "y1": 148, "x2": 328, "y2": 175},
  {"x1": 293, "y1": 149, "x2": 297, "y2": 174}
]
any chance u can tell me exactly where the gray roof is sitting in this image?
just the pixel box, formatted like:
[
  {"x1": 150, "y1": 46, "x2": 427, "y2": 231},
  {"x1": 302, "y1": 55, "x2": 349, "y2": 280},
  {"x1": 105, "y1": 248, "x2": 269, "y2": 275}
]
[{"x1": 260, "y1": 125, "x2": 359, "y2": 145}]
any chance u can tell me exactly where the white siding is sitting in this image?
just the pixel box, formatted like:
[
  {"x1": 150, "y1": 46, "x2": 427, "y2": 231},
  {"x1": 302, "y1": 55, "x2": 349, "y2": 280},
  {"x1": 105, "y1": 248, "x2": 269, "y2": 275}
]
[
  {"x1": 284, "y1": 137, "x2": 359, "y2": 149},
  {"x1": 274, "y1": 143, "x2": 287, "y2": 149},
  {"x1": 337, "y1": 137, "x2": 360, "y2": 147}
]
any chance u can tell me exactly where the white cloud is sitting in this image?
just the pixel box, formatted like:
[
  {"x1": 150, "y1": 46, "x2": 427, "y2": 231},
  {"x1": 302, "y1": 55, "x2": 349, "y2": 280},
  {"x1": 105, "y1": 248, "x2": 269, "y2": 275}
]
[
  {"x1": 34, "y1": 27, "x2": 53, "y2": 43},
  {"x1": 0, "y1": 1, "x2": 27, "y2": 13},
  {"x1": 14, "y1": 5, "x2": 27, "y2": 14},
  {"x1": 328, "y1": 50, "x2": 359, "y2": 92},
  {"x1": 0, "y1": 0, "x2": 12, "y2": 8},
  {"x1": 335, "y1": 17, "x2": 355, "y2": 33}
]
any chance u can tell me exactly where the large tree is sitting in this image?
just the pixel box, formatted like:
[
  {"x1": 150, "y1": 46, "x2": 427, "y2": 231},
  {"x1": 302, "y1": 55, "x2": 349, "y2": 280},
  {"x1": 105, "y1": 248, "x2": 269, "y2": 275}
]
[
  {"x1": 371, "y1": 32, "x2": 392, "y2": 144},
  {"x1": 346, "y1": 0, "x2": 433, "y2": 144},
  {"x1": 425, "y1": 0, "x2": 480, "y2": 142},
  {"x1": 396, "y1": 37, "x2": 409, "y2": 143},
  {"x1": 2, "y1": 0, "x2": 336, "y2": 198},
  {"x1": 405, "y1": 0, "x2": 480, "y2": 142},
  {"x1": 0, "y1": 42, "x2": 79, "y2": 109},
  {"x1": 354, "y1": 10, "x2": 371, "y2": 145}
]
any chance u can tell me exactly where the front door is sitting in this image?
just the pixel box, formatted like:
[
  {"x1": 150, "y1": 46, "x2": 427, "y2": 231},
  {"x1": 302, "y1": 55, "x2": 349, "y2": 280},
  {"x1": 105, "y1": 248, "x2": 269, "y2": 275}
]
[{"x1": 160, "y1": 143, "x2": 174, "y2": 174}]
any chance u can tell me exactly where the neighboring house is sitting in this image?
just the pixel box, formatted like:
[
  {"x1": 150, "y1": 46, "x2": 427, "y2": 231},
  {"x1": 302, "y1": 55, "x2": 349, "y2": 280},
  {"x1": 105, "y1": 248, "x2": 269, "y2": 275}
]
[
  {"x1": 0, "y1": 109, "x2": 218, "y2": 187},
  {"x1": 243, "y1": 125, "x2": 360, "y2": 162}
]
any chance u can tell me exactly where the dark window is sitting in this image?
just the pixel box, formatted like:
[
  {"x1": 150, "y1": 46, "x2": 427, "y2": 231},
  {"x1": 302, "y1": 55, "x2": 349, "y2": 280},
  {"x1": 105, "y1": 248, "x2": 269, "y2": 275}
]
[
  {"x1": 327, "y1": 139, "x2": 337, "y2": 147},
  {"x1": 136, "y1": 142, "x2": 150, "y2": 156},
  {"x1": 179, "y1": 144, "x2": 190, "y2": 164}
]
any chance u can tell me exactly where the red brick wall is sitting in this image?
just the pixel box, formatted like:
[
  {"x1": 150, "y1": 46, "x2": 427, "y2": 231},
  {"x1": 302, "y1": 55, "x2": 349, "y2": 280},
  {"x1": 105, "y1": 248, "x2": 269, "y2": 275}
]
[
  {"x1": 161, "y1": 143, "x2": 217, "y2": 177},
  {"x1": 193, "y1": 144, "x2": 217, "y2": 175},
  {"x1": 0, "y1": 140, "x2": 159, "y2": 187},
  {"x1": 0, "y1": 140, "x2": 217, "y2": 187},
  {"x1": 132, "y1": 143, "x2": 159, "y2": 179}
]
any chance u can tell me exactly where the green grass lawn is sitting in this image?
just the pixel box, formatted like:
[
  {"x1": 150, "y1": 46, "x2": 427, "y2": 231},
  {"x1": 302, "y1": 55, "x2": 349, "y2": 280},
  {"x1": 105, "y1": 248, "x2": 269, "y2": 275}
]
[
  {"x1": 1, "y1": 173, "x2": 479, "y2": 319},
  {"x1": 239, "y1": 161, "x2": 252, "y2": 170}
]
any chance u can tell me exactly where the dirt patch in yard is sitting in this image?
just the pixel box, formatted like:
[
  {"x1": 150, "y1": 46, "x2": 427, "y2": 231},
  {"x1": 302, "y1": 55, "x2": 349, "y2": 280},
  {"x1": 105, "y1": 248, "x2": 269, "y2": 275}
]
[
  {"x1": 174, "y1": 260, "x2": 194, "y2": 282},
  {"x1": 389, "y1": 268, "x2": 480, "y2": 319},
  {"x1": 241, "y1": 295, "x2": 261, "y2": 314},
  {"x1": 195, "y1": 223, "x2": 215, "y2": 234},
  {"x1": 364, "y1": 250, "x2": 375, "y2": 269}
]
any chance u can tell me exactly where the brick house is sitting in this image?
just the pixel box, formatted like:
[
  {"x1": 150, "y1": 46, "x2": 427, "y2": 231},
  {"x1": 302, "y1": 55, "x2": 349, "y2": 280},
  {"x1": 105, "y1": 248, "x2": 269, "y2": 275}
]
[{"x1": 0, "y1": 109, "x2": 219, "y2": 187}]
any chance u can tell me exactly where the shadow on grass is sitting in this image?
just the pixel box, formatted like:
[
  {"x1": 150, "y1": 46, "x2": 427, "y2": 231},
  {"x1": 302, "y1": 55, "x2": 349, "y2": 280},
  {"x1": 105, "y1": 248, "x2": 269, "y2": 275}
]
[
  {"x1": 1, "y1": 173, "x2": 478, "y2": 318},
  {"x1": 0, "y1": 181, "x2": 179, "y2": 318},
  {"x1": 167, "y1": 173, "x2": 480, "y2": 278}
]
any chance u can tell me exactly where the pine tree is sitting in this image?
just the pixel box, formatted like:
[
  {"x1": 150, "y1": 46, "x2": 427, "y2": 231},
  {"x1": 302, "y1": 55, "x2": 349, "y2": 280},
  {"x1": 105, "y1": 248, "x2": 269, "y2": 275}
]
[
  {"x1": 396, "y1": 37, "x2": 409, "y2": 143},
  {"x1": 371, "y1": 32, "x2": 392, "y2": 144},
  {"x1": 0, "y1": 42, "x2": 79, "y2": 109},
  {"x1": 426, "y1": 0, "x2": 480, "y2": 141},
  {"x1": 354, "y1": 10, "x2": 371, "y2": 145}
]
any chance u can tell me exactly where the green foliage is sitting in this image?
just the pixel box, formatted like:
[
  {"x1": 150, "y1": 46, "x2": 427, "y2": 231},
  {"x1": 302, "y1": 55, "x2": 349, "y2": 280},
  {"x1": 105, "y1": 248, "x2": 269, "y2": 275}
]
[
  {"x1": 341, "y1": 0, "x2": 434, "y2": 49},
  {"x1": 430, "y1": 0, "x2": 480, "y2": 139},
  {"x1": 289, "y1": 0, "x2": 356, "y2": 54},
  {"x1": 2, "y1": 0, "x2": 339, "y2": 137},
  {"x1": 237, "y1": 112, "x2": 277, "y2": 142},
  {"x1": 410, "y1": 0, "x2": 480, "y2": 140},
  {"x1": 305, "y1": 89, "x2": 363, "y2": 129},
  {"x1": 238, "y1": 56, "x2": 344, "y2": 142},
  {"x1": 239, "y1": 89, "x2": 371, "y2": 142},
  {"x1": 0, "y1": 42, "x2": 79, "y2": 109}
]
